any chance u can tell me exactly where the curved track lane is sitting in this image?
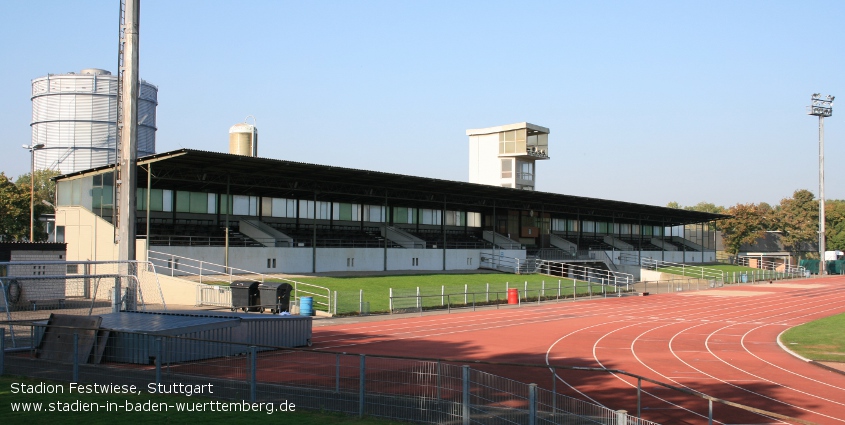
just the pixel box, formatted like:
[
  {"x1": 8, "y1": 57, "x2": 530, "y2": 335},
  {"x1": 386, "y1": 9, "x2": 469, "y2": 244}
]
[{"x1": 313, "y1": 277, "x2": 845, "y2": 424}]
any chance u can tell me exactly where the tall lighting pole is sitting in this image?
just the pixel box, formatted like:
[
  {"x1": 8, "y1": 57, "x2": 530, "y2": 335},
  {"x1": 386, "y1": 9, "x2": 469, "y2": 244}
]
[
  {"x1": 21, "y1": 143, "x2": 45, "y2": 241},
  {"x1": 808, "y1": 93, "x2": 834, "y2": 275}
]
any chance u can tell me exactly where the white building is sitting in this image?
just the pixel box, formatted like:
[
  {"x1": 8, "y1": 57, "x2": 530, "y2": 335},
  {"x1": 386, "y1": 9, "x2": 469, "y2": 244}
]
[
  {"x1": 467, "y1": 122, "x2": 550, "y2": 190},
  {"x1": 30, "y1": 68, "x2": 158, "y2": 174}
]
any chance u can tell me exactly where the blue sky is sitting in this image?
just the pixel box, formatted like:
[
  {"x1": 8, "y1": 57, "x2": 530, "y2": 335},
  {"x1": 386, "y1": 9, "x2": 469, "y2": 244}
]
[{"x1": 2, "y1": 0, "x2": 843, "y2": 207}]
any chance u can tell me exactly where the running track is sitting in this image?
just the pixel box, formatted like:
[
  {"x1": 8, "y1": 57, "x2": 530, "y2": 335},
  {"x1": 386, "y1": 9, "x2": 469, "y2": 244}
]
[{"x1": 312, "y1": 276, "x2": 845, "y2": 424}]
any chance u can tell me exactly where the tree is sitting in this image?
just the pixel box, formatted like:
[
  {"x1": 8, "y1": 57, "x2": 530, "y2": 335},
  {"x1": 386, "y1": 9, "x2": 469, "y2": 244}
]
[
  {"x1": 720, "y1": 203, "x2": 767, "y2": 255},
  {"x1": 15, "y1": 169, "x2": 60, "y2": 213},
  {"x1": 686, "y1": 202, "x2": 725, "y2": 215},
  {"x1": 772, "y1": 189, "x2": 818, "y2": 257},
  {"x1": 825, "y1": 200, "x2": 845, "y2": 251},
  {"x1": 0, "y1": 172, "x2": 31, "y2": 241}
]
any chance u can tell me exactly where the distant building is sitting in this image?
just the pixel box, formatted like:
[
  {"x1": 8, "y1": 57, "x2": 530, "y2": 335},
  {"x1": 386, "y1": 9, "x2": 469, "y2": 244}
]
[
  {"x1": 30, "y1": 68, "x2": 158, "y2": 174},
  {"x1": 737, "y1": 231, "x2": 817, "y2": 270},
  {"x1": 467, "y1": 122, "x2": 550, "y2": 190}
]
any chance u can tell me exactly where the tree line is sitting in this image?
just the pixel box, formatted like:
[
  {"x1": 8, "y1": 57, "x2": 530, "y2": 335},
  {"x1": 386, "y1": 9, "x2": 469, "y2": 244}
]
[
  {"x1": 0, "y1": 170, "x2": 59, "y2": 241},
  {"x1": 668, "y1": 189, "x2": 843, "y2": 258}
]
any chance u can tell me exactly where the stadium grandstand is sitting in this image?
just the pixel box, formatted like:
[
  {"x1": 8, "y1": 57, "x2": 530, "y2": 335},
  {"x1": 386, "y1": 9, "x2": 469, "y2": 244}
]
[{"x1": 52, "y1": 148, "x2": 725, "y2": 278}]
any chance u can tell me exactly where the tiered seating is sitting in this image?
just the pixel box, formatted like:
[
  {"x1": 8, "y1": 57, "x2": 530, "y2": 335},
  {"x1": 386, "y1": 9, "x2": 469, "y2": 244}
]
[
  {"x1": 266, "y1": 223, "x2": 391, "y2": 248},
  {"x1": 575, "y1": 237, "x2": 615, "y2": 251},
  {"x1": 407, "y1": 229, "x2": 490, "y2": 249},
  {"x1": 139, "y1": 219, "x2": 263, "y2": 247},
  {"x1": 619, "y1": 237, "x2": 663, "y2": 251}
]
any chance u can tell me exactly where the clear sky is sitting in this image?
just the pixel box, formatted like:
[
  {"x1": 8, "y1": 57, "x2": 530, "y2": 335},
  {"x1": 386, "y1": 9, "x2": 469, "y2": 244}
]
[{"x1": 2, "y1": 0, "x2": 843, "y2": 208}]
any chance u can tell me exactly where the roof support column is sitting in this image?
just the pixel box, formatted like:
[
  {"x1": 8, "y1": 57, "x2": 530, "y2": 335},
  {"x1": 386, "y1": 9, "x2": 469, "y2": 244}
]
[
  {"x1": 493, "y1": 201, "x2": 497, "y2": 270},
  {"x1": 442, "y1": 198, "x2": 446, "y2": 271},
  {"x1": 384, "y1": 193, "x2": 388, "y2": 272},
  {"x1": 312, "y1": 190, "x2": 317, "y2": 273},
  {"x1": 225, "y1": 174, "x2": 230, "y2": 273}
]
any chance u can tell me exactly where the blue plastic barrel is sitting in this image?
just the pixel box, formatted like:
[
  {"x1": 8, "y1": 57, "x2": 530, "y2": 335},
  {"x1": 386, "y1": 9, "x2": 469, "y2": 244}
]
[{"x1": 300, "y1": 296, "x2": 313, "y2": 316}]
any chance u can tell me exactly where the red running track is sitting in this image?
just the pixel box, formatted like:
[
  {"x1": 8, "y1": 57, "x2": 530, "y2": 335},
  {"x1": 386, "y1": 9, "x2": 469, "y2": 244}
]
[{"x1": 312, "y1": 277, "x2": 845, "y2": 424}]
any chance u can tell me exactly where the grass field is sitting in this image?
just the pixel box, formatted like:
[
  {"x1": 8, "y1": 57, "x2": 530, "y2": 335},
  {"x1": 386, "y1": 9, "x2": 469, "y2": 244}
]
[
  {"x1": 285, "y1": 273, "x2": 623, "y2": 314},
  {"x1": 780, "y1": 313, "x2": 845, "y2": 363},
  {"x1": 654, "y1": 264, "x2": 793, "y2": 283},
  {"x1": 0, "y1": 376, "x2": 405, "y2": 424}
]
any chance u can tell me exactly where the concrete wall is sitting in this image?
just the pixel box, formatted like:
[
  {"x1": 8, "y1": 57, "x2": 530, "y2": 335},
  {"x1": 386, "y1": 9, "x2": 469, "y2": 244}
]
[
  {"x1": 610, "y1": 250, "x2": 716, "y2": 264},
  {"x1": 468, "y1": 133, "x2": 500, "y2": 186},
  {"x1": 150, "y1": 246, "x2": 485, "y2": 274}
]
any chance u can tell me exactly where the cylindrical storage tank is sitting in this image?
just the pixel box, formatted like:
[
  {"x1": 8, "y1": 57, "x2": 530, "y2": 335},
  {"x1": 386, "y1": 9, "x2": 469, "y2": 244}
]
[
  {"x1": 229, "y1": 123, "x2": 258, "y2": 156},
  {"x1": 30, "y1": 69, "x2": 158, "y2": 174}
]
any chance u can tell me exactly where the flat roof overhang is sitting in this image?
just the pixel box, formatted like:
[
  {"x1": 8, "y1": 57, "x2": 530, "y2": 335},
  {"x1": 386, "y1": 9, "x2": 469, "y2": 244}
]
[{"x1": 55, "y1": 149, "x2": 726, "y2": 227}]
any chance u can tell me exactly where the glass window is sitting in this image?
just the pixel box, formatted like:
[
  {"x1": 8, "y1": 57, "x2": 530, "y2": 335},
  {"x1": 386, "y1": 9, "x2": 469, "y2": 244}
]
[
  {"x1": 467, "y1": 212, "x2": 481, "y2": 227},
  {"x1": 207, "y1": 193, "x2": 217, "y2": 214},
  {"x1": 501, "y1": 159, "x2": 512, "y2": 178},
  {"x1": 190, "y1": 192, "x2": 207, "y2": 213},
  {"x1": 162, "y1": 190, "x2": 173, "y2": 212},
  {"x1": 393, "y1": 207, "x2": 409, "y2": 224},
  {"x1": 176, "y1": 191, "x2": 191, "y2": 213},
  {"x1": 149, "y1": 189, "x2": 163, "y2": 211}
]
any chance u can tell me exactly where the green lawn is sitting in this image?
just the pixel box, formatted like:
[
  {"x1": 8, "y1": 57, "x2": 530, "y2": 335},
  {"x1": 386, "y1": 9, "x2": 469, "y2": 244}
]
[
  {"x1": 655, "y1": 264, "x2": 793, "y2": 283},
  {"x1": 289, "y1": 273, "x2": 621, "y2": 314},
  {"x1": 0, "y1": 376, "x2": 405, "y2": 424},
  {"x1": 780, "y1": 313, "x2": 845, "y2": 362}
]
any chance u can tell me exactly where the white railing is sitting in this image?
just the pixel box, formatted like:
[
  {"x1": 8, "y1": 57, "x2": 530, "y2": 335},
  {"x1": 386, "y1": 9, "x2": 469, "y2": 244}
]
[
  {"x1": 147, "y1": 250, "x2": 331, "y2": 313},
  {"x1": 641, "y1": 257, "x2": 724, "y2": 280},
  {"x1": 737, "y1": 256, "x2": 806, "y2": 275},
  {"x1": 535, "y1": 259, "x2": 635, "y2": 286}
]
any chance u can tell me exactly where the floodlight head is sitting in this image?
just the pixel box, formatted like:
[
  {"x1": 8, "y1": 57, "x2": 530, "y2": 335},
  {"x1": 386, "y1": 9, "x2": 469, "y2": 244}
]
[
  {"x1": 22, "y1": 144, "x2": 29, "y2": 149},
  {"x1": 813, "y1": 93, "x2": 821, "y2": 98},
  {"x1": 33, "y1": 143, "x2": 45, "y2": 149},
  {"x1": 828, "y1": 95, "x2": 835, "y2": 102}
]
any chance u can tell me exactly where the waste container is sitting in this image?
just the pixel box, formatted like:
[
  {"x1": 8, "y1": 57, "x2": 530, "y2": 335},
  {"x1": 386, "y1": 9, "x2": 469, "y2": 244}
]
[
  {"x1": 258, "y1": 282, "x2": 293, "y2": 314},
  {"x1": 300, "y1": 296, "x2": 314, "y2": 316},
  {"x1": 507, "y1": 288, "x2": 519, "y2": 305},
  {"x1": 231, "y1": 280, "x2": 260, "y2": 312},
  {"x1": 740, "y1": 273, "x2": 748, "y2": 283}
]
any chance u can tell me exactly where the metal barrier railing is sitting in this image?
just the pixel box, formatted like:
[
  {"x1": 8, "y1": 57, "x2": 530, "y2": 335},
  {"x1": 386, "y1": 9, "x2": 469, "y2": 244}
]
[
  {"x1": 147, "y1": 251, "x2": 332, "y2": 313},
  {"x1": 0, "y1": 322, "x2": 820, "y2": 425},
  {"x1": 534, "y1": 259, "x2": 635, "y2": 286},
  {"x1": 640, "y1": 257, "x2": 724, "y2": 280}
]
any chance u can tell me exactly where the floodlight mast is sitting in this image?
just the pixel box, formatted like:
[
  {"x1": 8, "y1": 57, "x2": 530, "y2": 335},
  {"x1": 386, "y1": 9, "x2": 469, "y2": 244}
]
[{"x1": 808, "y1": 93, "x2": 834, "y2": 275}]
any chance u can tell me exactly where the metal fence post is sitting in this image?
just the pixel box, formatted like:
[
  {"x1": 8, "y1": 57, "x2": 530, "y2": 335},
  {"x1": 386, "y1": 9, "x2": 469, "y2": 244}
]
[
  {"x1": 615, "y1": 410, "x2": 627, "y2": 425},
  {"x1": 0, "y1": 328, "x2": 5, "y2": 375},
  {"x1": 436, "y1": 360, "x2": 442, "y2": 401},
  {"x1": 529, "y1": 383, "x2": 537, "y2": 425},
  {"x1": 72, "y1": 332, "x2": 79, "y2": 382},
  {"x1": 359, "y1": 354, "x2": 366, "y2": 418},
  {"x1": 249, "y1": 346, "x2": 257, "y2": 402},
  {"x1": 155, "y1": 337, "x2": 162, "y2": 385},
  {"x1": 637, "y1": 377, "x2": 642, "y2": 417},
  {"x1": 389, "y1": 288, "x2": 393, "y2": 314},
  {"x1": 709, "y1": 399, "x2": 713, "y2": 425},
  {"x1": 359, "y1": 289, "x2": 364, "y2": 315},
  {"x1": 551, "y1": 366, "x2": 557, "y2": 413},
  {"x1": 333, "y1": 353, "x2": 340, "y2": 392},
  {"x1": 462, "y1": 365, "x2": 470, "y2": 425}
]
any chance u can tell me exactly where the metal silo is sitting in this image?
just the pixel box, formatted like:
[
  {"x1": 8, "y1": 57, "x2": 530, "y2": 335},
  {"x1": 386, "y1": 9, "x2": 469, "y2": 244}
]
[
  {"x1": 30, "y1": 68, "x2": 158, "y2": 174},
  {"x1": 229, "y1": 121, "x2": 258, "y2": 157}
]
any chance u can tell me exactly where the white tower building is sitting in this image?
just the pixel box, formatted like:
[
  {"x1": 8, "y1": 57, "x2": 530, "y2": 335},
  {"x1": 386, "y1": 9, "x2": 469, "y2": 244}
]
[
  {"x1": 30, "y1": 68, "x2": 158, "y2": 174},
  {"x1": 467, "y1": 122, "x2": 550, "y2": 190}
]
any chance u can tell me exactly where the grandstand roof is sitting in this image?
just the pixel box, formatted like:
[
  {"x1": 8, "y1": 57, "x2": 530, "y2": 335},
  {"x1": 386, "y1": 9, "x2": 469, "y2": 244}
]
[{"x1": 56, "y1": 149, "x2": 725, "y2": 227}]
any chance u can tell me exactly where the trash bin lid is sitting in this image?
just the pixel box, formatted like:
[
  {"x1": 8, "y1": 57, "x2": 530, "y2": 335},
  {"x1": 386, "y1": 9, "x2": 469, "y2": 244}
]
[
  {"x1": 258, "y1": 282, "x2": 282, "y2": 289},
  {"x1": 231, "y1": 280, "x2": 259, "y2": 289}
]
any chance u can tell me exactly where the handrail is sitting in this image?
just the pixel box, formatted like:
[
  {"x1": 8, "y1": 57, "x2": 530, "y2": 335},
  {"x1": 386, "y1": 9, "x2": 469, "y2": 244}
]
[
  {"x1": 535, "y1": 259, "x2": 634, "y2": 285},
  {"x1": 641, "y1": 257, "x2": 724, "y2": 280},
  {"x1": 147, "y1": 250, "x2": 331, "y2": 313}
]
